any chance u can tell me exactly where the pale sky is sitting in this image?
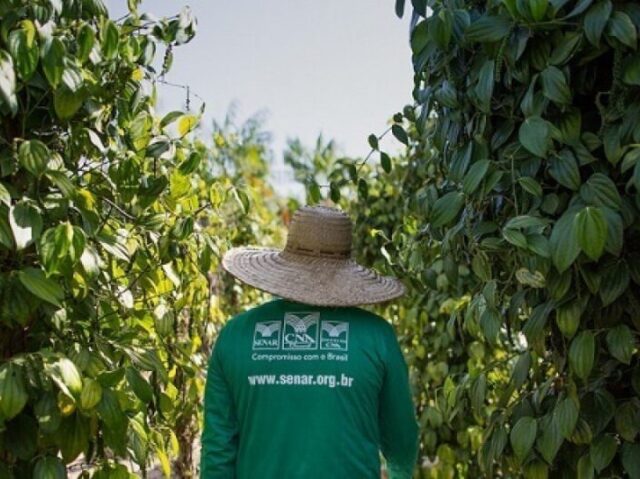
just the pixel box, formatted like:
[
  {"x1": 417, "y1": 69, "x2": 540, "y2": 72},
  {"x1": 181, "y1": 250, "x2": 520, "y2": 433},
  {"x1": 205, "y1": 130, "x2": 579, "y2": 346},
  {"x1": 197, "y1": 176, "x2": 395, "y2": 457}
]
[{"x1": 105, "y1": 1, "x2": 414, "y2": 191}]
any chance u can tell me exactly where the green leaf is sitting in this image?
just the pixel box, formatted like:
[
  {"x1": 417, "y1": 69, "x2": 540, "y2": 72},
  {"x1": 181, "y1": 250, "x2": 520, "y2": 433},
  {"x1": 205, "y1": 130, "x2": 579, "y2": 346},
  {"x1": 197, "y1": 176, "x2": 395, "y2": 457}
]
[
  {"x1": 54, "y1": 85, "x2": 84, "y2": 120},
  {"x1": 590, "y1": 435, "x2": 617, "y2": 472},
  {"x1": 580, "y1": 173, "x2": 621, "y2": 210},
  {"x1": 615, "y1": 402, "x2": 638, "y2": 441},
  {"x1": 101, "y1": 20, "x2": 120, "y2": 59},
  {"x1": 510, "y1": 416, "x2": 537, "y2": 462},
  {"x1": 554, "y1": 397, "x2": 579, "y2": 438},
  {"x1": 549, "y1": 33, "x2": 582, "y2": 65},
  {"x1": 541, "y1": 66, "x2": 571, "y2": 104},
  {"x1": 575, "y1": 206, "x2": 607, "y2": 260},
  {"x1": 607, "y1": 11, "x2": 637, "y2": 49},
  {"x1": 519, "y1": 116, "x2": 551, "y2": 157},
  {"x1": 475, "y1": 60, "x2": 495, "y2": 112},
  {"x1": 622, "y1": 443, "x2": 640, "y2": 478},
  {"x1": 606, "y1": 324, "x2": 634, "y2": 364},
  {"x1": 33, "y1": 455, "x2": 66, "y2": 479},
  {"x1": 42, "y1": 37, "x2": 65, "y2": 88},
  {"x1": 77, "y1": 24, "x2": 96, "y2": 63},
  {"x1": 536, "y1": 415, "x2": 563, "y2": 464},
  {"x1": 391, "y1": 124, "x2": 409, "y2": 145},
  {"x1": 8, "y1": 26, "x2": 39, "y2": 80},
  {"x1": 125, "y1": 367, "x2": 153, "y2": 403},
  {"x1": 18, "y1": 267, "x2": 64, "y2": 306},
  {"x1": 9, "y1": 201, "x2": 43, "y2": 250},
  {"x1": 380, "y1": 152, "x2": 391, "y2": 173},
  {"x1": 465, "y1": 15, "x2": 512, "y2": 43},
  {"x1": 368, "y1": 134, "x2": 379, "y2": 150},
  {"x1": 431, "y1": 10, "x2": 453, "y2": 48},
  {"x1": 463, "y1": 160, "x2": 490, "y2": 194},
  {"x1": 19, "y1": 140, "x2": 49, "y2": 176},
  {"x1": 530, "y1": 0, "x2": 549, "y2": 21},
  {"x1": 0, "y1": 50, "x2": 17, "y2": 115},
  {"x1": 549, "y1": 149, "x2": 581, "y2": 190},
  {"x1": 431, "y1": 192, "x2": 464, "y2": 227},
  {"x1": 550, "y1": 210, "x2": 580, "y2": 272},
  {"x1": 518, "y1": 177, "x2": 543, "y2": 197},
  {"x1": 480, "y1": 308, "x2": 500, "y2": 344},
  {"x1": 511, "y1": 352, "x2": 531, "y2": 389},
  {"x1": 569, "y1": 331, "x2": 595, "y2": 379},
  {"x1": 556, "y1": 299, "x2": 581, "y2": 339},
  {"x1": 584, "y1": 1, "x2": 612, "y2": 46},
  {"x1": 0, "y1": 363, "x2": 28, "y2": 420},
  {"x1": 40, "y1": 222, "x2": 73, "y2": 273},
  {"x1": 599, "y1": 262, "x2": 629, "y2": 306},
  {"x1": 577, "y1": 454, "x2": 594, "y2": 479}
]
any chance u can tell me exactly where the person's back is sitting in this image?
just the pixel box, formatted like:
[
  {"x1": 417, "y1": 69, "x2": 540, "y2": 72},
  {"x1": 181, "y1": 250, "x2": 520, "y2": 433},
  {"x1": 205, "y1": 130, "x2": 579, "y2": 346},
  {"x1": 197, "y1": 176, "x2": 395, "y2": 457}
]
[{"x1": 200, "y1": 297, "x2": 418, "y2": 478}]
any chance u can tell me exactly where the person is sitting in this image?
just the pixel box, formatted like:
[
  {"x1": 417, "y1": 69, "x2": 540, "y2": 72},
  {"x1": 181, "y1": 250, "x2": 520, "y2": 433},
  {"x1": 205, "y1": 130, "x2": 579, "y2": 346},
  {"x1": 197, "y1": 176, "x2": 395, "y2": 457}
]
[{"x1": 200, "y1": 205, "x2": 419, "y2": 479}]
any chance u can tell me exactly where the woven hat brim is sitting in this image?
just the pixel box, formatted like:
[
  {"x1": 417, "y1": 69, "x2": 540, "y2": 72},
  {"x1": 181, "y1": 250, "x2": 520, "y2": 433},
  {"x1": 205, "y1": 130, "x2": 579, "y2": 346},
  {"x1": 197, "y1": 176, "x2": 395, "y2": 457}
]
[{"x1": 221, "y1": 247, "x2": 406, "y2": 307}]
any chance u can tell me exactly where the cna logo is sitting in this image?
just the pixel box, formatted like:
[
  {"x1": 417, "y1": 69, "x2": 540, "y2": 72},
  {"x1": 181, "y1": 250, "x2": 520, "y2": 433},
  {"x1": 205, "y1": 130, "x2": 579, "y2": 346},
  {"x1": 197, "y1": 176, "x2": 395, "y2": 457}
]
[
  {"x1": 282, "y1": 312, "x2": 319, "y2": 350},
  {"x1": 252, "y1": 321, "x2": 282, "y2": 350},
  {"x1": 320, "y1": 321, "x2": 349, "y2": 351}
]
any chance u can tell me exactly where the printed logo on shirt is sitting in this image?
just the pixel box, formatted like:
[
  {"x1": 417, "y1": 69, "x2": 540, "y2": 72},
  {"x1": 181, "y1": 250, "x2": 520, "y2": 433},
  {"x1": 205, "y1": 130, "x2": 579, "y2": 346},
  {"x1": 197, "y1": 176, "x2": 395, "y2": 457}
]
[
  {"x1": 282, "y1": 312, "x2": 319, "y2": 350},
  {"x1": 252, "y1": 321, "x2": 282, "y2": 350},
  {"x1": 320, "y1": 321, "x2": 349, "y2": 351}
]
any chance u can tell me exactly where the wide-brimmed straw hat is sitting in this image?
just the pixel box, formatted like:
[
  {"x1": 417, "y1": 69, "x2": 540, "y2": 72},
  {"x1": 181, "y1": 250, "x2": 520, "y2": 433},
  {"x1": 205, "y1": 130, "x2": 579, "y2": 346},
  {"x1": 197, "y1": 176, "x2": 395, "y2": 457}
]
[{"x1": 221, "y1": 205, "x2": 406, "y2": 306}]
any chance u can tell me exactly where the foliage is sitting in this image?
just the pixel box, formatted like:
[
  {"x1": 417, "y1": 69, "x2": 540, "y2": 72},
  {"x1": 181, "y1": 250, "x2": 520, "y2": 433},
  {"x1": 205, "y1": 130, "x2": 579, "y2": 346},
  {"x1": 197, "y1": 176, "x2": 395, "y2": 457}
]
[
  {"x1": 0, "y1": 1, "x2": 281, "y2": 477},
  {"x1": 303, "y1": 0, "x2": 640, "y2": 476}
]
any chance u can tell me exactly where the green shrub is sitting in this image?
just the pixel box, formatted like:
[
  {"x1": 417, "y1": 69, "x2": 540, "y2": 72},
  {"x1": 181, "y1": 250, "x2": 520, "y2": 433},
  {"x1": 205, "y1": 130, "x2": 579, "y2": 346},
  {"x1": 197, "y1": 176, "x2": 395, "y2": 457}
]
[{"x1": 0, "y1": 1, "x2": 280, "y2": 476}]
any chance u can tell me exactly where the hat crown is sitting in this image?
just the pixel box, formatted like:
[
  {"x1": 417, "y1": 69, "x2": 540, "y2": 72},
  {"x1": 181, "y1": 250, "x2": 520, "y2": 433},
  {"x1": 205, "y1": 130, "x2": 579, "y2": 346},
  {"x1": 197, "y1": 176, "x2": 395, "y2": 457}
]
[{"x1": 284, "y1": 206, "x2": 352, "y2": 258}]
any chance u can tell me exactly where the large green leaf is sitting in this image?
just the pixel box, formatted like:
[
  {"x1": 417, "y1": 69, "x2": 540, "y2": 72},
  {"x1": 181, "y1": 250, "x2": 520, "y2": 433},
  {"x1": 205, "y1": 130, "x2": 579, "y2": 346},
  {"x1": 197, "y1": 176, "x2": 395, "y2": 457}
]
[
  {"x1": 475, "y1": 60, "x2": 495, "y2": 112},
  {"x1": 607, "y1": 11, "x2": 637, "y2": 49},
  {"x1": 549, "y1": 210, "x2": 580, "y2": 272},
  {"x1": 18, "y1": 267, "x2": 64, "y2": 306},
  {"x1": 8, "y1": 24, "x2": 39, "y2": 80},
  {"x1": 583, "y1": 1, "x2": 612, "y2": 46},
  {"x1": 569, "y1": 331, "x2": 595, "y2": 379},
  {"x1": 510, "y1": 416, "x2": 537, "y2": 462},
  {"x1": 590, "y1": 435, "x2": 617, "y2": 472},
  {"x1": 606, "y1": 324, "x2": 634, "y2": 364},
  {"x1": 580, "y1": 173, "x2": 621, "y2": 210},
  {"x1": 54, "y1": 85, "x2": 85, "y2": 119},
  {"x1": 541, "y1": 66, "x2": 571, "y2": 104},
  {"x1": 549, "y1": 149, "x2": 580, "y2": 190},
  {"x1": 519, "y1": 116, "x2": 551, "y2": 157},
  {"x1": 554, "y1": 397, "x2": 579, "y2": 438},
  {"x1": 465, "y1": 15, "x2": 512, "y2": 42},
  {"x1": 431, "y1": 192, "x2": 465, "y2": 227},
  {"x1": 42, "y1": 37, "x2": 65, "y2": 88},
  {"x1": 575, "y1": 206, "x2": 607, "y2": 260},
  {"x1": 19, "y1": 140, "x2": 49, "y2": 176}
]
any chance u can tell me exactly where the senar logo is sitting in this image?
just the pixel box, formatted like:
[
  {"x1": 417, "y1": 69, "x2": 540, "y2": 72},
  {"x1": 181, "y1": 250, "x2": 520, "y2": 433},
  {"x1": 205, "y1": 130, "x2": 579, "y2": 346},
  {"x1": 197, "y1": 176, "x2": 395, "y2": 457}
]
[
  {"x1": 282, "y1": 312, "x2": 319, "y2": 350},
  {"x1": 252, "y1": 321, "x2": 282, "y2": 350},
  {"x1": 320, "y1": 321, "x2": 349, "y2": 351}
]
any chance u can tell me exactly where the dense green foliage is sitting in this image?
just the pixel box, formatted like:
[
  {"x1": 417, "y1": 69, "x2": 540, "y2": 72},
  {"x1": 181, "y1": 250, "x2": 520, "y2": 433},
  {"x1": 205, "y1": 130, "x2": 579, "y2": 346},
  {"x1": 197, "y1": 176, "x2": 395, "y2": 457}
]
[
  {"x1": 0, "y1": 1, "x2": 281, "y2": 477},
  {"x1": 302, "y1": 0, "x2": 640, "y2": 477}
]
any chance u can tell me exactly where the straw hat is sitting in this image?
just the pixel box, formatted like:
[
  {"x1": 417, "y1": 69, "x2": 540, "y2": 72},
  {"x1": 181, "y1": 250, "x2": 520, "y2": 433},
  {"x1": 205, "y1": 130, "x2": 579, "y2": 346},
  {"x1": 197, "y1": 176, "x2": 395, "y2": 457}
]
[{"x1": 221, "y1": 205, "x2": 406, "y2": 306}]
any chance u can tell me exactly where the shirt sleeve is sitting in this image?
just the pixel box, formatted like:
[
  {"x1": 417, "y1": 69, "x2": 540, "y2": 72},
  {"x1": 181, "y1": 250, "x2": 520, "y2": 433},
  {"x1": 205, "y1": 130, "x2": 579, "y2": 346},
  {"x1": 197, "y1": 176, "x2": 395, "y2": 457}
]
[
  {"x1": 378, "y1": 323, "x2": 419, "y2": 479},
  {"x1": 200, "y1": 326, "x2": 238, "y2": 478}
]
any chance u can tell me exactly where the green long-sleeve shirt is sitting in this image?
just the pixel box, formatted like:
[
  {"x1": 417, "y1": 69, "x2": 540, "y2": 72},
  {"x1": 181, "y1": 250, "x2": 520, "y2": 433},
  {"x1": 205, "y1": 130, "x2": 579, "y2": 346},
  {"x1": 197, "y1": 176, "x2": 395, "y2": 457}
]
[{"x1": 200, "y1": 298, "x2": 419, "y2": 479}]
